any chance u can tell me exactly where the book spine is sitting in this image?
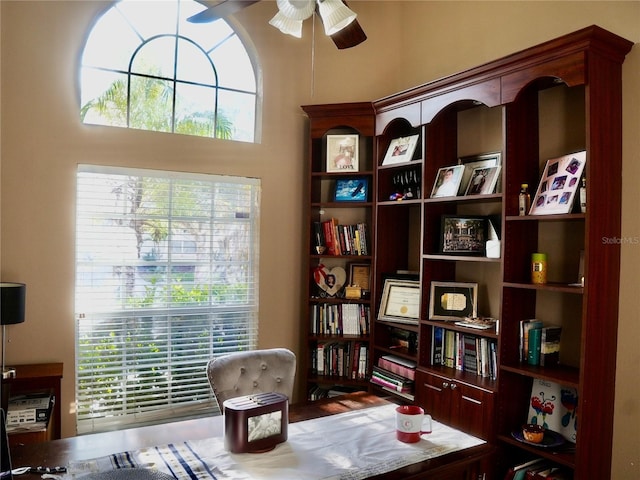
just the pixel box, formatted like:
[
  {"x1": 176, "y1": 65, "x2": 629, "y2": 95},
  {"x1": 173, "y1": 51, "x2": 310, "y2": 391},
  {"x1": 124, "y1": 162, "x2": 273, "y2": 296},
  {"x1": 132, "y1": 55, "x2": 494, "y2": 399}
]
[
  {"x1": 528, "y1": 328, "x2": 542, "y2": 365},
  {"x1": 378, "y1": 358, "x2": 416, "y2": 380}
]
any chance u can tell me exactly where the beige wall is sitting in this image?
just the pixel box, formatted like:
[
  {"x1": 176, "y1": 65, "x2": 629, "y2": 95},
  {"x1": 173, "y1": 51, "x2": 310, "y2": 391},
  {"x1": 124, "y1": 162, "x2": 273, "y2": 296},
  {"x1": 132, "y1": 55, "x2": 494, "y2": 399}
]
[{"x1": 1, "y1": 1, "x2": 638, "y2": 478}]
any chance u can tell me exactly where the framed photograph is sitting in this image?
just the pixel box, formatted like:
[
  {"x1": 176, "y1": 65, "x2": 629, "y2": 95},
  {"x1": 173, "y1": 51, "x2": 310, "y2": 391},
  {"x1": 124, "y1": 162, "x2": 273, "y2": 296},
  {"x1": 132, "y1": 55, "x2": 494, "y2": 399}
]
[
  {"x1": 382, "y1": 134, "x2": 420, "y2": 166},
  {"x1": 334, "y1": 177, "x2": 369, "y2": 202},
  {"x1": 430, "y1": 164, "x2": 465, "y2": 198},
  {"x1": 464, "y1": 165, "x2": 502, "y2": 196},
  {"x1": 429, "y1": 281, "x2": 478, "y2": 321},
  {"x1": 348, "y1": 263, "x2": 371, "y2": 293},
  {"x1": 326, "y1": 134, "x2": 359, "y2": 172},
  {"x1": 440, "y1": 215, "x2": 488, "y2": 256},
  {"x1": 377, "y1": 279, "x2": 420, "y2": 325},
  {"x1": 529, "y1": 151, "x2": 586, "y2": 215},
  {"x1": 459, "y1": 152, "x2": 502, "y2": 194}
]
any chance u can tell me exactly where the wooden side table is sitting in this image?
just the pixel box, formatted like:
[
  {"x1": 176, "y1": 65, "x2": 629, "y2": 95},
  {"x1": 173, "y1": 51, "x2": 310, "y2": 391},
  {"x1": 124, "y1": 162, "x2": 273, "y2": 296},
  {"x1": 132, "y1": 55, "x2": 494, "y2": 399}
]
[{"x1": 1, "y1": 363, "x2": 63, "y2": 446}]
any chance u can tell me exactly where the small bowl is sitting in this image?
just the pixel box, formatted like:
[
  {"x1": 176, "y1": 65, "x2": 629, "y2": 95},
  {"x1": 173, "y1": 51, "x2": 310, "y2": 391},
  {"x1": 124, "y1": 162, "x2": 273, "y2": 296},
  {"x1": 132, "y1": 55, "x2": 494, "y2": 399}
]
[{"x1": 522, "y1": 423, "x2": 545, "y2": 443}]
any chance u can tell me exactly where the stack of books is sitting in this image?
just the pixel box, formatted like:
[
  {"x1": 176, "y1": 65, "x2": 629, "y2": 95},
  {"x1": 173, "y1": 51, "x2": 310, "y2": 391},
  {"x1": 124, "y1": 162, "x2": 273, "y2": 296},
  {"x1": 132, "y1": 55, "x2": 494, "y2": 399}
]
[{"x1": 370, "y1": 354, "x2": 416, "y2": 398}]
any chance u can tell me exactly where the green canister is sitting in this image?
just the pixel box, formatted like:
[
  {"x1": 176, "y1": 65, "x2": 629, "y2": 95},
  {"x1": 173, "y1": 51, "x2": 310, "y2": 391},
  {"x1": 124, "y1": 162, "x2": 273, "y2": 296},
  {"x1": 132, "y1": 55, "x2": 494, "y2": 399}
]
[{"x1": 531, "y1": 253, "x2": 547, "y2": 284}]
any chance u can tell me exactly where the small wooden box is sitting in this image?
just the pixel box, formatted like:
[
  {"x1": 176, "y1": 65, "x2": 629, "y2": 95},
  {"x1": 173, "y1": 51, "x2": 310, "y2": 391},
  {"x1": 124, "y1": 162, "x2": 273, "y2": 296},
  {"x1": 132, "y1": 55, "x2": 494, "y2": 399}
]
[{"x1": 223, "y1": 392, "x2": 288, "y2": 453}]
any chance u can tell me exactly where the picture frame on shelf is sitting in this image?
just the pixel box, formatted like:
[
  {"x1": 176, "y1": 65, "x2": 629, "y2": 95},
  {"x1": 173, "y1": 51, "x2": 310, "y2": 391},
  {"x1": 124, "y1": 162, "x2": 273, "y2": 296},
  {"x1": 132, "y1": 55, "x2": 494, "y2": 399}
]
[
  {"x1": 377, "y1": 278, "x2": 420, "y2": 325},
  {"x1": 334, "y1": 177, "x2": 369, "y2": 202},
  {"x1": 459, "y1": 152, "x2": 502, "y2": 194},
  {"x1": 326, "y1": 134, "x2": 359, "y2": 172},
  {"x1": 430, "y1": 164, "x2": 465, "y2": 198},
  {"x1": 529, "y1": 151, "x2": 586, "y2": 215},
  {"x1": 348, "y1": 262, "x2": 371, "y2": 294},
  {"x1": 429, "y1": 281, "x2": 478, "y2": 321},
  {"x1": 381, "y1": 134, "x2": 420, "y2": 166},
  {"x1": 440, "y1": 215, "x2": 488, "y2": 256},
  {"x1": 464, "y1": 165, "x2": 502, "y2": 196}
]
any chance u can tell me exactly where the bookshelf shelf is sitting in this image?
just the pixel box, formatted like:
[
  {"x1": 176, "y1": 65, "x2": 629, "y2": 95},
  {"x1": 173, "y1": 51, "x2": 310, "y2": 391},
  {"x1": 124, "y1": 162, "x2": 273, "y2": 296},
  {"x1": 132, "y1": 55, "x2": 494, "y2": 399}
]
[
  {"x1": 503, "y1": 282, "x2": 584, "y2": 294},
  {"x1": 500, "y1": 363, "x2": 580, "y2": 389},
  {"x1": 497, "y1": 434, "x2": 576, "y2": 469}
]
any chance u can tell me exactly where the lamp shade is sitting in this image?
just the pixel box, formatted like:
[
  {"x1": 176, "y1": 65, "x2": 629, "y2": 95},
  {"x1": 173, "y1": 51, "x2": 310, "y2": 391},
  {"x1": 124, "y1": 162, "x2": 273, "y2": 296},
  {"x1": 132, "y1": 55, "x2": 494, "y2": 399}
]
[
  {"x1": 269, "y1": 11, "x2": 304, "y2": 38},
  {"x1": 1, "y1": 283, "x2": 26, "y2": 325},
  {"x1": 276, "y1": 0, "x2": 315, "y2": 21},
  {"x1": 318, "y1": 0, "x2": 357, "y2": 36}
]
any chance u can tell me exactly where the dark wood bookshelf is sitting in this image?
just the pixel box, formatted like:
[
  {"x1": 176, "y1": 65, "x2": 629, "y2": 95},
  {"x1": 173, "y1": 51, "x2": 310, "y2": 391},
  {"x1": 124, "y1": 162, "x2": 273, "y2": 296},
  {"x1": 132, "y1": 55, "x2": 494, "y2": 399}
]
[{"x1": 302, "y1": 25, "x2": 632, "y2": 480}]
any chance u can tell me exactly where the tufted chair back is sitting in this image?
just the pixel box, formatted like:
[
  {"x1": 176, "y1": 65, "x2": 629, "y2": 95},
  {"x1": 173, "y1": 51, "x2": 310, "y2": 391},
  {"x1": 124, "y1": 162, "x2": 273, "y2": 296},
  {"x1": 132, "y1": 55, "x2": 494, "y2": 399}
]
[{"x1": 207, "y1": 348, "x2": 296, "y2": 411}]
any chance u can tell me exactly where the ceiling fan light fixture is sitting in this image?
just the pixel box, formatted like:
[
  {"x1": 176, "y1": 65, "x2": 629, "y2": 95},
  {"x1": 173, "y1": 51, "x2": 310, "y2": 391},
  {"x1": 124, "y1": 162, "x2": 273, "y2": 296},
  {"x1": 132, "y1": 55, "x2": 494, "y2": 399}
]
[
  {"x1": 276, "y1": 0, "x2": 316, "y2": 21},
  {"x1": 269, "y1": 11, "x2": 304, "y2": 38},
  {"x1": 317, "y1": 0, "x2": 357, "y2": 36}
]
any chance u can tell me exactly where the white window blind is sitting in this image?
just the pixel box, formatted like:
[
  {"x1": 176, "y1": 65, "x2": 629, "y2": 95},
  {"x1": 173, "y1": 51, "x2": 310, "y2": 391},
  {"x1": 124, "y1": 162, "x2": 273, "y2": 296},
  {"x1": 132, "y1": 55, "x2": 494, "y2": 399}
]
[{"x1": 75, "y1": 165, "x2": 260, "y2": 433}]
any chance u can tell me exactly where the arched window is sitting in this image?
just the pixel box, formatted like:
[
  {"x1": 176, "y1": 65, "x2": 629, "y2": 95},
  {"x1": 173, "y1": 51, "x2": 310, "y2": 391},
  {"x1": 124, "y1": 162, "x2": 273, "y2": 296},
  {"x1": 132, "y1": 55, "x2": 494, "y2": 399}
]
[{"x1": 80, "y1": 0, "x2": 259, "y2": 142}]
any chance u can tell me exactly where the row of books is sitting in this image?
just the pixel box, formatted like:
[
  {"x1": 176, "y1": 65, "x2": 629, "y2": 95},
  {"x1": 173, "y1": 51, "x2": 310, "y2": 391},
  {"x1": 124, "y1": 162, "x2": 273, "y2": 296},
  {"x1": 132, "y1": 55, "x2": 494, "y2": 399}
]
[
  {"x1": 314, "y1": 219, "x2": 369, "y2": 256},
  {"x1": 432, "y1": 327, "x2": 498, "y2": 379},
  {"x1": 310, "y1": 303, "x2": 370, "y2": 336},
  {"x1": 519, "y1": 319, "x2": 562, "y2": 366},
  {"x1": 312, "y1": 341, "x2": 369, "y2": 379},
  {"x1": 504, "y1": 458, "x2": 570, "y2": 480}
]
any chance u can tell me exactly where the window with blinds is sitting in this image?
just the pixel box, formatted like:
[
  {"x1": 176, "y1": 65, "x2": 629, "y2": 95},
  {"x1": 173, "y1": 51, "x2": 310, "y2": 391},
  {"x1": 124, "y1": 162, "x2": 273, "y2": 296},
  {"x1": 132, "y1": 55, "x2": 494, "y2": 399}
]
[{"x1": 75, "y1": 165, "x2": 260, "y2": 433}]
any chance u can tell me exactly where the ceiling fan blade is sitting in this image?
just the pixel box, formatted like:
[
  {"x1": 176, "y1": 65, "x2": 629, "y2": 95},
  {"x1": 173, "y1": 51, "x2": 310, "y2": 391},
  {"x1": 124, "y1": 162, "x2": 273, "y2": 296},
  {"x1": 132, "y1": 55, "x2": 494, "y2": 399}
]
[
  {"x1": 188, "y1": 0, "x2": 260, "y2": 23},
  {"x1": 330, "y1": 18, "x2": 367, "y2": 49}
]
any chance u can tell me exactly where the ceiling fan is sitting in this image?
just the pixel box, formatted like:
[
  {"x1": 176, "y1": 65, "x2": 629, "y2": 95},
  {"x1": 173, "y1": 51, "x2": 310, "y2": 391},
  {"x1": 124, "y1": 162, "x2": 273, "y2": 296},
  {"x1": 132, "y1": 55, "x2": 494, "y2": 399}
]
[{"x1": 189, "y1": 0, "x2": 367, "y2": 49}]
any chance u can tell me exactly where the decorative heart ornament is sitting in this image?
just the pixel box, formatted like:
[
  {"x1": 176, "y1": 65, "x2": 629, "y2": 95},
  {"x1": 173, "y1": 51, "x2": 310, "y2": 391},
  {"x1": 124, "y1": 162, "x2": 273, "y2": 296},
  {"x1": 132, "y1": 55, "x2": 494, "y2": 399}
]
[{"x1": 313, "y1": 264, "x2": 346, "y2": 297}]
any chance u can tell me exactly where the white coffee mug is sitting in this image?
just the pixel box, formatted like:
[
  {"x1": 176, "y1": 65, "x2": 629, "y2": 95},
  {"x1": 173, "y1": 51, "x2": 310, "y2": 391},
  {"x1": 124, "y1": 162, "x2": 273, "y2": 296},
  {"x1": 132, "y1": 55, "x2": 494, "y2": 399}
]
[{"x1": 395, "y1": 405, "x2": 432, "y2": 443}]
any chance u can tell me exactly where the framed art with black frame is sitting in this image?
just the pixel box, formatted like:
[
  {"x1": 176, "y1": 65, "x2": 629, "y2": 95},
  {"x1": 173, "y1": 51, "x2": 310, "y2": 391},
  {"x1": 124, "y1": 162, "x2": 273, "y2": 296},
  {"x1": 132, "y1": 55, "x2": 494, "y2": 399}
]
[
  {"x1": 429, "y1": 281, "x2": 478, "y2": 321},
  {"x1": 440, "y1": 215, "x2": 488, "y2": 256},
  {"x1": 334, "y1": 177, "x2": 369, "y2": 202}
]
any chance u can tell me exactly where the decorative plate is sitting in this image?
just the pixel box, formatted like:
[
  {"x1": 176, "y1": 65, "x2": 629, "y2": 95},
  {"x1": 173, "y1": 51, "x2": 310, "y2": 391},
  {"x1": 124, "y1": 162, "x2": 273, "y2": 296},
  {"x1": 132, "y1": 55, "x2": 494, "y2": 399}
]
[{"x1": 511, "y1": 429, "x2": 566, "y2": 448}]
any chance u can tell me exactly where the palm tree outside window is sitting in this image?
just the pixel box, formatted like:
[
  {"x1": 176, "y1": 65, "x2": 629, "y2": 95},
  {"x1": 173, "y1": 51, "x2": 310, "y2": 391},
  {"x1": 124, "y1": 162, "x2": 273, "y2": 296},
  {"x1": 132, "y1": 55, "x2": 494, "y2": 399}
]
[{"x1": 80, "y1": 0, "x2": 259, "y2": 142}]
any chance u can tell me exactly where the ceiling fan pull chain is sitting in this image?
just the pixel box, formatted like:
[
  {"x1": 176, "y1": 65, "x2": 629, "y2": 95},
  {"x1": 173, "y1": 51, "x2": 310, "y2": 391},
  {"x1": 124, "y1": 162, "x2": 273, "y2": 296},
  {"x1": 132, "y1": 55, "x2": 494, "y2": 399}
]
[{"x1": 311, "y1": 11, "x2": 316, "y2": 97}]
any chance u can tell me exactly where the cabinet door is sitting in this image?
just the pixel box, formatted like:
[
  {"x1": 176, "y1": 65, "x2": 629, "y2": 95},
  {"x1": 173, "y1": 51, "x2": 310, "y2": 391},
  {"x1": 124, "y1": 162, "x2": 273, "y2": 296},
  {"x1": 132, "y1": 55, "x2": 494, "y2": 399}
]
[
  {"x1": 415, "y1": 370, "x2": 452, "y2": 424},
  {"x1": 450, "y1": 382, "x2": 494, "y2": 440}
]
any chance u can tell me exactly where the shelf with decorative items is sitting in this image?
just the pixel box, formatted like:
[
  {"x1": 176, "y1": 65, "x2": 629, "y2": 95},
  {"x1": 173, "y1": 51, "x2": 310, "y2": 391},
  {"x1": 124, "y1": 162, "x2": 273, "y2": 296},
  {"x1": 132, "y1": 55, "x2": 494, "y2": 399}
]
[
  {"x1": 368, "y1": 115, "x2": 424, "y2": 403},
  {"x1": 367, "y1": 25, "x2": 632, "y2": 479},
  {"x1": 301, "y1": 102, "x2": 376, "y2": 402},
  {"x1": 303, "y1": 26, "x2": 631, "y2": 479}
]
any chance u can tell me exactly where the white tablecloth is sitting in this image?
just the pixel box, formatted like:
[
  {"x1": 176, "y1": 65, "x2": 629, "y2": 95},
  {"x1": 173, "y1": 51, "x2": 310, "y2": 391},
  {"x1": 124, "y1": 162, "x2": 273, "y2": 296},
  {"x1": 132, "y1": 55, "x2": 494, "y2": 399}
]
[{"x1": 66, "y1": 404, "x2": 485, "y2": 480}]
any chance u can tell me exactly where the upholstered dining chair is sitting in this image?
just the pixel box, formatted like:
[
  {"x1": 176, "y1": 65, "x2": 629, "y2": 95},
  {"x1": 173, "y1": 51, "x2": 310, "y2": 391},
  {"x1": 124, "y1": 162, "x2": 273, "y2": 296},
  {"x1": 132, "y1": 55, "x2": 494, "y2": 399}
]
[{"x1": 207, "y1": 348, "x2": 297, "y2": 411}]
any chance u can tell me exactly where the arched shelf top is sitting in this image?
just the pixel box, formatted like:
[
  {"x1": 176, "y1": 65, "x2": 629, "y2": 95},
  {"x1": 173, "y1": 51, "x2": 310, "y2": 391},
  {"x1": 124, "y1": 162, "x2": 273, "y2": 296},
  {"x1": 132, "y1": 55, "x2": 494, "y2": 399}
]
[
  {"x1": 373, "y1": 25, "x2": 632, "y2": 129},
  {"x1": 421, "y1": 78, "x2": 501, "y2": 124},
  {"x1": 378, "y1": 117, "x2": 418, "y2": 138}
]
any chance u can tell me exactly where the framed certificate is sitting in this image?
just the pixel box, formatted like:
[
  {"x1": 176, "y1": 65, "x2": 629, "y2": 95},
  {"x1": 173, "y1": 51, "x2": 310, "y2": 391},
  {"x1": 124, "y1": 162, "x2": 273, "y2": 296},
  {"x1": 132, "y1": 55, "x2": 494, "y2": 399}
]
[
  {"x1": 377, "y1": 279, "x2": 420, "y2": 325},
  {"x1": 428, "y1": 281, "x2": 478, "y2": 321}
]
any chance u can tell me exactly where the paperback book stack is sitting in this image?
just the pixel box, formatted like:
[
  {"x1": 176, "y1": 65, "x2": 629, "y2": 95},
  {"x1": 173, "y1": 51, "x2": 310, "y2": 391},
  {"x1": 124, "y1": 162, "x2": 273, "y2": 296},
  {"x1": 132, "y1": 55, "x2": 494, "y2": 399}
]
[{"x1": 370, "y1": 354, "x2": 416, "y2": 398}]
